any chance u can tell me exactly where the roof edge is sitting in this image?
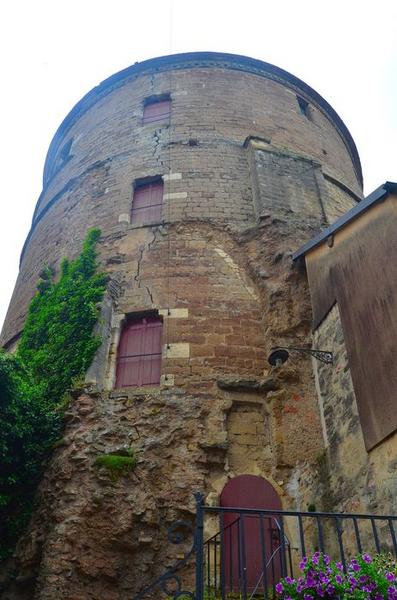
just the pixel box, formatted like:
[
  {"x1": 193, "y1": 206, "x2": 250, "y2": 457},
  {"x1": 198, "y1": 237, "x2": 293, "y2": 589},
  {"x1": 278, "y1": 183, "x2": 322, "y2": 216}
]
[
  {"x1": 293, "y1": 181, "x2": 397, "y2": 261},
  {"x1": 41, "y1": 51, "x2": 363, "y2": 188}
]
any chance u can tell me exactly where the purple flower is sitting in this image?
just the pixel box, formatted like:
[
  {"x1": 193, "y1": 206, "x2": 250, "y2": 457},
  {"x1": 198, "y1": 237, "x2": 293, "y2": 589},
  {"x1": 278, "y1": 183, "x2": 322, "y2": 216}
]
[
  {"x1": 300, "y1": 557, "x2": 308, "y2": 570},
  {"x1": 348, "y1": 575, "x2": 358, "y2": 588},
  {"x1": 363, "y1": 553, "x2": 372, "y2": 563},
  {"x1": 306, "y1": 575, "x2": 315, "y2": 587},
  {"x1": 277, "y1": 551, "x2": 397, "y2": 599},
  {"x1": 388, "y1": 586, "x2": 397, "y2": 599}
]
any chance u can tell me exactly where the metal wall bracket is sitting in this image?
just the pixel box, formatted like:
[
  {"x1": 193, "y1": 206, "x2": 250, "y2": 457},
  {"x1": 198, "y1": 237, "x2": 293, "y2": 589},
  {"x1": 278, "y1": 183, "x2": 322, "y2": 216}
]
[{"x1": 268, "y1": 346, "x2": 333, "y2": 366}]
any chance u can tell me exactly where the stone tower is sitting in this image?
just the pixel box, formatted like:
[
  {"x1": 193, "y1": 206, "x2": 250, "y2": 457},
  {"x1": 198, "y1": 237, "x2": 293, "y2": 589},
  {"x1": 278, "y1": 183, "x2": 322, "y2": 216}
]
[{"x1": 0, "y1": 52, "x2": 362, "y2": 599}]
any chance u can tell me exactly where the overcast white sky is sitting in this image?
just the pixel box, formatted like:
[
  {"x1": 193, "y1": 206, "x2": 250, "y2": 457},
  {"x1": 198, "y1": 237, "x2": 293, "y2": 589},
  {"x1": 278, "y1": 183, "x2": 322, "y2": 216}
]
[{"x1": 1, "y1": 0, "x2": 396, "y2": 331}]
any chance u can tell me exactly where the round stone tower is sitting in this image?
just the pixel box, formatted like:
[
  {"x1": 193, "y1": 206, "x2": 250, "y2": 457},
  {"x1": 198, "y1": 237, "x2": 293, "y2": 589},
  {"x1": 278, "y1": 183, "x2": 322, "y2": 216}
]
[{"x1": 0, "y1": 53, "x2": 362, "y2": 599}]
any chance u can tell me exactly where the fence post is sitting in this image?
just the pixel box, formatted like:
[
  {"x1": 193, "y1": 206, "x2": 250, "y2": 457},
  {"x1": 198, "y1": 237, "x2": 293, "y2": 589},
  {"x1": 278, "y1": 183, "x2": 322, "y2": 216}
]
[{"x1": 194, "y1": 492, "x2": 205, "y2": 600}]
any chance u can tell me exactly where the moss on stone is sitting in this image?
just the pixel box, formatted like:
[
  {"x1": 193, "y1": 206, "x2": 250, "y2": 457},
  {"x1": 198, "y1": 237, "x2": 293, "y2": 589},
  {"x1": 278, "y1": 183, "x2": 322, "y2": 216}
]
[{"x1": 95, "y1": 453, "x2": 137, "y2": 480}]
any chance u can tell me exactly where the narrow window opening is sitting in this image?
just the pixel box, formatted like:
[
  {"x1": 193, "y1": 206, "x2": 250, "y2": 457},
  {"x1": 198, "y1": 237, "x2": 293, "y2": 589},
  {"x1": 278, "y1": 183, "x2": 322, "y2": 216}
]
[
  {"x1": 115, "y1": 315, "x2": 163, "y2": 388},
  {"x1": 143, "y1": 94, "x2": 171, "y2": 125},
  {"x1": 131, "y1": 177, "x2": 163, "y2": 225},
  {"x1": 297, "y1": 96, "x2": 311, "y2": 120},
  {"x1": 45, "y1": 138, "x2": 74, "y2": 184},
  {"x1": 60, "y1": 138, "x2": 74, "y2": 163}
]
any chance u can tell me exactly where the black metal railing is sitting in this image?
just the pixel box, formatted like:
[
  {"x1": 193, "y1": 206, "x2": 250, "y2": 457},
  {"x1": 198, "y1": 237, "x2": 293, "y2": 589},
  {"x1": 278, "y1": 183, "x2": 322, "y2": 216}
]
[
  {"x1": 203, "y1": 513, "x2": 293, "y2": 598},
  {"x1": 196, "y1": 500, "x2": 397, "y2": 600},
  {"x1": 133, "y1": 493, "x2": 397, "y2": 600}
]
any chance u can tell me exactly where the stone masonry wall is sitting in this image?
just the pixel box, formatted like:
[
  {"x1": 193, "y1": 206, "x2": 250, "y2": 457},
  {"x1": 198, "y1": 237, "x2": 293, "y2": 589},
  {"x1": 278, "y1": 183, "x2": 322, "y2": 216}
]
[
  {"x1": 313, "y1": 304, "x2": 397, "y2": 522},
  {"x1": 323, "y1": 179, "x2": 358, "y2": 223},
  {"x1": 2, "y1": 65, "x2": 362, "y2": 347}
]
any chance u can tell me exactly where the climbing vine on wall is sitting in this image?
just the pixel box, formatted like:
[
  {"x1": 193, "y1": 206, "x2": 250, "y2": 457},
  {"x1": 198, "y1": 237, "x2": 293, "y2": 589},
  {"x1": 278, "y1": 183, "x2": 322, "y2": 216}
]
[{"x1": 0, "y1": 229, "x2": 106, "y2": 560}]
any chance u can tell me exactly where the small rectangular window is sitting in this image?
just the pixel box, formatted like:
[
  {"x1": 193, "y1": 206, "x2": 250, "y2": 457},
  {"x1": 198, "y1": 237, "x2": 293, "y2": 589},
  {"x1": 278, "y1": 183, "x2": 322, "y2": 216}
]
[
  {"x1": 115, "y1": 316, "x2": 163, "y2": 388},
  {"x1": 297, "y1": 96, "x2": 311, "y2": 120},
  {"x1": 143, "y1": 96, "x2": 171, "y2": 124},
  {"x1": 131, "y1": 179, "x2": 163, "y2": 225}
]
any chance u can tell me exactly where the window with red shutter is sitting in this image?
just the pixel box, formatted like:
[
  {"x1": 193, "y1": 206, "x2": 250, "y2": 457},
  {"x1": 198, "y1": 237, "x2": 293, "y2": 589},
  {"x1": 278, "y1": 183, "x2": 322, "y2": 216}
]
[
  {"x1": 131, "y1": 180, "x2": 163, "y2": 225},
  {"x1": 115, "y1": 316, "x2": 163, "y2": 388},
  {"x1": 143, "y1": 97, "x2": 171, "y2": 125}
]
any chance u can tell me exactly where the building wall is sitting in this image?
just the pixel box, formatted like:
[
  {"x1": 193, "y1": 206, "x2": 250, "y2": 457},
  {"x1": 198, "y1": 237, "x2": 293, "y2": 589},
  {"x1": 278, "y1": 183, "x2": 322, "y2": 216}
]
[
  {"x1": 306, "y1": 196, "x2": 397, "y2": 450},
  {"x1": 313, "y1": 304, "x2": 397, "y2": 521}
]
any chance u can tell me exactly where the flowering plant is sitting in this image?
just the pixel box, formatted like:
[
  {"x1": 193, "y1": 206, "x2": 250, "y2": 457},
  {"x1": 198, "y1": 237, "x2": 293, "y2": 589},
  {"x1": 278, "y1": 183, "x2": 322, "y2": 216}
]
[{"x1": 275, "y1": 552, "x2": 397, "y2": 599}]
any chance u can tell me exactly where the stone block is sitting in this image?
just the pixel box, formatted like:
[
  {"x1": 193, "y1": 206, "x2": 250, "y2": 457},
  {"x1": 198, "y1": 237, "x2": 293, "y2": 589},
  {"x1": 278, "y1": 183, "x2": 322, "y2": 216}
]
[{"x1": 162, "y1": 343, "x2": 190, "y2": 359}]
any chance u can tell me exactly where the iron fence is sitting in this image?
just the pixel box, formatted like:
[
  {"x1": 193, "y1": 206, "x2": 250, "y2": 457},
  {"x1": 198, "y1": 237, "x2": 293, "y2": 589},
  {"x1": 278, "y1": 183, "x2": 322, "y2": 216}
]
[
  {"x1": 134, "y1": 493, "x2": 397, "y2": 600},
  {"x1": 197, "y1": 501, "x2": 397, "y2": 600}
]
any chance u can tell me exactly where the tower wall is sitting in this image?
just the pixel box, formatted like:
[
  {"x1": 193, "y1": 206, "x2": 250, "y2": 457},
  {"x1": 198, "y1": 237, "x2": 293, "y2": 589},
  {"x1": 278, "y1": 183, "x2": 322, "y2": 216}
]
[
  {"x1": 0, "y1": 54, "x2": 363, "y2": 599},
  {"x1": 2, "y1": 56, "x2": 361, "y2": 347}
]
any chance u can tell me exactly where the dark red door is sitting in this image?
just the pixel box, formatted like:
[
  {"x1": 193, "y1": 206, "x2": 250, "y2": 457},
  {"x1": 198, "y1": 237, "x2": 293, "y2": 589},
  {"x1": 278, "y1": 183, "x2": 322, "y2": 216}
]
[{"x1": 220, "y1": 475, "x2": 282, "y2": 593}]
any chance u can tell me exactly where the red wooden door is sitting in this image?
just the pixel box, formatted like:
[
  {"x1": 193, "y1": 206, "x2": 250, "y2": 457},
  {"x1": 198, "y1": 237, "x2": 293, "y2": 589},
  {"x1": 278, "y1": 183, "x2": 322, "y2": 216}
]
[
  {"x1": 220, "y1": 475, "x2": 282, "y2": 593},
  {"x1": 115, "y1": 316, "x2": 162, "y2": 388}
]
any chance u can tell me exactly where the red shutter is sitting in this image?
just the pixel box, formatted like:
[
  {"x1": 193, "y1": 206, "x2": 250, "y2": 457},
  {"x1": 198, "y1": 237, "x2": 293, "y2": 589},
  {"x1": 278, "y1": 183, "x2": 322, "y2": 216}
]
[
  {"x1": 115, "y1": 317, "x2": 163, "y2": 388},
  {"x1": 143, "y1": 99, "x2": 171, "y2": 124},
  {"x1": 131, "y1": 181, "x2": 163, "y2": 224}
]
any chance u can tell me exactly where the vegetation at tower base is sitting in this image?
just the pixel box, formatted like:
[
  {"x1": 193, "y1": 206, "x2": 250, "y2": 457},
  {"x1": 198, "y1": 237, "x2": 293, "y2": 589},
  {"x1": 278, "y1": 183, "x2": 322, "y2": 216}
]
[{"x1": 0, "y1": 228, "x2": 106, "y2": 560}]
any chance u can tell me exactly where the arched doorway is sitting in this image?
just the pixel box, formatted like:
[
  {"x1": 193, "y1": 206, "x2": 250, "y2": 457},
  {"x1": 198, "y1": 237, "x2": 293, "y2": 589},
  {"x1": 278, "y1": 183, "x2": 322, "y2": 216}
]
[{"x1": 220, "y1": 475, "x2": 284, "y2": 594}]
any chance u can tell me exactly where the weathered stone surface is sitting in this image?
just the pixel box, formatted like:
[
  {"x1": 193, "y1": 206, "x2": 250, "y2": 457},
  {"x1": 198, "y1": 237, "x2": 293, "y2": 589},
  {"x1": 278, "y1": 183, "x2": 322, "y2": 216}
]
[
  {"x1": 217, "y1": 376, "x2": 279, "y2": 392},
  {"x1": 2, "y1": 389, "x2": 210, "y2": 598},
  {"x1": 313, "y1": 305, "x2": 397, "y2": 516}
]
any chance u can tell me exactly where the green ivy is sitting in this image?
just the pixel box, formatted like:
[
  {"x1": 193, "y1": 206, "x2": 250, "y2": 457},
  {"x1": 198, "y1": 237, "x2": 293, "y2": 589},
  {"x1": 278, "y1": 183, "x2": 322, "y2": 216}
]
[
  {"x1": 0, "y1": 229, "x2": 106, "y2": 560},
  {"x1": 18, "y1": 228, "x2": 106, "y2": 404}
]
